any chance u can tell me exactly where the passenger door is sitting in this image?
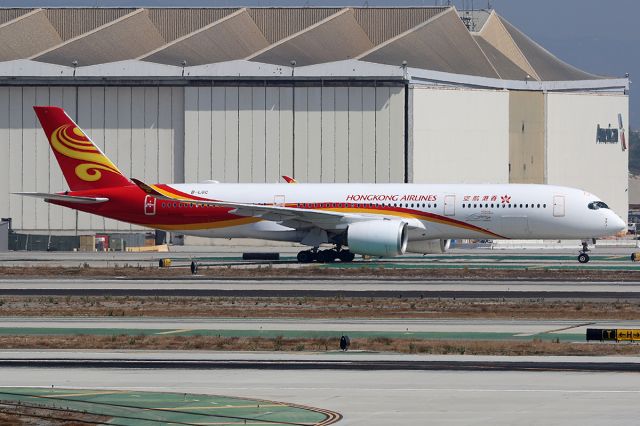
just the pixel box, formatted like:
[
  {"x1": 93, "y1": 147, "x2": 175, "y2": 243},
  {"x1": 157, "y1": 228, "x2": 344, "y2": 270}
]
[
  {"x1": 553, "y1": 195, "x2": 565, "y2": 217},
  {"x1": 144, "y1": 195, "x2": 156, "y2": 216},
  {"x1": 444, "y1": 195, "x2": 456, "y2": 216}
]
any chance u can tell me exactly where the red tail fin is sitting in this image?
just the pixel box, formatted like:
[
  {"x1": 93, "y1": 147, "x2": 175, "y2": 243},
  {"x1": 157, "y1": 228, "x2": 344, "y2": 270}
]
[{"x1": 33, "y1": 106, "x2": 130, "y2": 191}]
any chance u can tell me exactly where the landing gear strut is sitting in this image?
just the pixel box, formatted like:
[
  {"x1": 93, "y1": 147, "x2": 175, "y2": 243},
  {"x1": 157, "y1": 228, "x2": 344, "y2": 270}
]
[
  {"x1": 296, "y1": 247, "x2": 355, "y2": 263},
  {"x1": 578, "y1": 241, "x2": 590, "y2": 264}
]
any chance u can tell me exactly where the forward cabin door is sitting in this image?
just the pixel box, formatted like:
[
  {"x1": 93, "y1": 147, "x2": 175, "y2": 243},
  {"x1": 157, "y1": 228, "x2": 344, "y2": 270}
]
[
  {"x1": 553, "y1": 195, "x2": 565, "y2": 217},
  {"x1": 444, "y1": 195, "x2": 456, "y2": 216}
]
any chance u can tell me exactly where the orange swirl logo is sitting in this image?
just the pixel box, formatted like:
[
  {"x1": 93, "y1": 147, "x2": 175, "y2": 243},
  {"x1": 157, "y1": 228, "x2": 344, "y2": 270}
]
[{"x1": 50, "y1": 124, "x2": 122, "y2": 182}]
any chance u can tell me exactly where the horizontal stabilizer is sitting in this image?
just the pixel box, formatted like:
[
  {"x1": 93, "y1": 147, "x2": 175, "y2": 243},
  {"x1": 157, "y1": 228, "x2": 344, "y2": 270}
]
[{"x1": 13, "y1": 192, "x2": 109, "y2": 204}]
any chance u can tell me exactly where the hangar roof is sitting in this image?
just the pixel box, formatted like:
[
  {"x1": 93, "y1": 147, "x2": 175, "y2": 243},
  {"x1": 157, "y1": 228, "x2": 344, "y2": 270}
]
[{"x1": 0, "y1": 6, "x2": 617, "y2": 82}]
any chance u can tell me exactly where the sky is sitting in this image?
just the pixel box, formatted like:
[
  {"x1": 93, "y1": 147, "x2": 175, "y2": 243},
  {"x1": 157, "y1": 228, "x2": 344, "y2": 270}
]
[{"x1": 1, "y1": 0, "x2": 637, "y2": 128}]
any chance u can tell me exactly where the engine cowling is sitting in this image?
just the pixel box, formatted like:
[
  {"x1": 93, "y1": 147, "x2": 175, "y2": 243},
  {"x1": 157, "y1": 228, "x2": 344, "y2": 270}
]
[
  {"x1": 347, "y1": 220, "x2": 408, "y2": 257},
  {"x1": 406, "y1": 239, "x2": 451, "y2": 254}
]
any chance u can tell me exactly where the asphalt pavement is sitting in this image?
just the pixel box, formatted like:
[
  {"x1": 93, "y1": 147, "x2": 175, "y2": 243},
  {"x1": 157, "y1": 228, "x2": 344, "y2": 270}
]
[{"x1": 1, "y1": 352, "x2": 639, "y2": 425}]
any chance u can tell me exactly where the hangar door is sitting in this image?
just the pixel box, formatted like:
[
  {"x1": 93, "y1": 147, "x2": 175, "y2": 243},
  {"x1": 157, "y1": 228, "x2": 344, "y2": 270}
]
[
  {"x1": 184, "y1": 85, "x2": 405, "y2": 184},
  {"x1": 0, "y1": 85, "x2": 184, "y2": 232}
]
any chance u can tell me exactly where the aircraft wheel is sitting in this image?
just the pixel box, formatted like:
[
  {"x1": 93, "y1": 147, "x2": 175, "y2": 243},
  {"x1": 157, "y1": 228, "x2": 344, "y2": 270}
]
[
  {"x1": 338, "y1": 250, "x2": 355, "y2": 262},
  {"x1": 297, "y1": 250, "x2": 314, "y2": 263},
  {"x1": 315, "y1": 250, "x2": 328, "y2": 263},
  {"x1": 317, "y1": 249, "x2": 337, "y2": 263},
  {"x1": 190, "y1": 260, "x2": 199, "y2": 274},
  {"x1": 578, "y1": 253, "x2": 590, "y2": 264}
]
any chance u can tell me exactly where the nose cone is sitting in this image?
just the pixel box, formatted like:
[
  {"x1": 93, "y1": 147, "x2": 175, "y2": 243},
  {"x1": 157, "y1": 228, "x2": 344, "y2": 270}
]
[{"x1": 610, "y1": 213, "x2": 627, "y2": 234}]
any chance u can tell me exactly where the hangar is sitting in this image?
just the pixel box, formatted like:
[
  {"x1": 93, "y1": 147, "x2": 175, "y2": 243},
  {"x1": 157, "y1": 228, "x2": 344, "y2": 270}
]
[{"x1": 0, "y1": 6, "x2": 629, "y2": 239}]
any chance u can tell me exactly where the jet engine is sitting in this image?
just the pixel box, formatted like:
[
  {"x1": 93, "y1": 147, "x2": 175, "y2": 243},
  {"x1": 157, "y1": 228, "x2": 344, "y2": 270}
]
[
  {"x1": 406, "y1": 239, "x2": 451, "y2": 254},
  {"x1": 347, "y1": 220, "x2": 408, "y2": 257}
]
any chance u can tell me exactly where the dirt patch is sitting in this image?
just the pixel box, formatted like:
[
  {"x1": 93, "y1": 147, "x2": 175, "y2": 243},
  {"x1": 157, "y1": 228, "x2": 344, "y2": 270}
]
[
  {"x1": 1, "y1": 265, "x2": 640, "y2": 281},
  {"x1": 0, "y1": 403, "x2": 111, "y2": 425},
  {"x1": 1, "y1": 296, "x2": 639, "y2": 320},
  {"x1": 0, "y1": 334, "x2": 638, "y2": 356}
]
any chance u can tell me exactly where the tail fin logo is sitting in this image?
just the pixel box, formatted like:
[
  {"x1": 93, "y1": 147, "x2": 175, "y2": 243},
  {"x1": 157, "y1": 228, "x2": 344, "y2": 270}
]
[{"x1": 50, "y1": 124, "x2": 123, "y2": 182}]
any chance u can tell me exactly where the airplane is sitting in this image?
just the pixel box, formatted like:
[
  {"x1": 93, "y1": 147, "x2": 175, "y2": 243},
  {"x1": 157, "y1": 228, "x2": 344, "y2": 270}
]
[{"x1": 15, "y1": 106, "x2": 626, "y2": 264}]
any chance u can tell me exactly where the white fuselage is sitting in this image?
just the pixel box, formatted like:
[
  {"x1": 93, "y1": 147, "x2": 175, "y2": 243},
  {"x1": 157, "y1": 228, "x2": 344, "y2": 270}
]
[{"x1": 162, "y1": 183, "x2": 625, "y2": 245}]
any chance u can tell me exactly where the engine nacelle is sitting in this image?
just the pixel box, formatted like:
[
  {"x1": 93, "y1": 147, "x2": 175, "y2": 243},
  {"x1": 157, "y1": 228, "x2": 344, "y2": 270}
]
[
  {"x1": 406, "y1": 239, "x2": 451, "y2": 254},
  {"x1": 347, "y1": 220, "x2": 408, "y2": 257}
]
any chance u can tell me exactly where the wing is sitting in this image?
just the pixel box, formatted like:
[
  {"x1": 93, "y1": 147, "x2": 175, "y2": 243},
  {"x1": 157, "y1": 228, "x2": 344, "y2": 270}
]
[
  {"x1": 13, "y1": 192, "x2": 109, "y2": 204},
  {"x1": 130, "y1": 178, "x2": 415, "y2": 231}
]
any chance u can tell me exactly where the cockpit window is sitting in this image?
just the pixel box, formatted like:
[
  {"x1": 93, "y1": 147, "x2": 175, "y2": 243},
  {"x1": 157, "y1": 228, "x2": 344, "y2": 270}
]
[{"x1": 588, "y1": 201, "x2": 609, "y2": 210}]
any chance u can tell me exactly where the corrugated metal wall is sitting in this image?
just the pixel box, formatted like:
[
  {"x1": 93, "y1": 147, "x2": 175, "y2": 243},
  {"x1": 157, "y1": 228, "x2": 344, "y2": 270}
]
[
  {"x1": 353, "y1": 7, "x2": 447, "y2": 45},
  {"x1": 248, "y1": 8, "x2": 341, "y2": 43},
  {"x1": 0, "y1": 8, "x2": 31, "y2": 25},
  {"x1": 0, "y1": 86, "x2": 184, "y2": 232},
  {"x1": 184, "y1": 85, "x2": 405, "y2": 186},
  {"x1": 147, "y1": 8, "x2": 237, "y2": 41},
  {"x1": 45, "y1": 8, "x2": 136, "y2": 41}
]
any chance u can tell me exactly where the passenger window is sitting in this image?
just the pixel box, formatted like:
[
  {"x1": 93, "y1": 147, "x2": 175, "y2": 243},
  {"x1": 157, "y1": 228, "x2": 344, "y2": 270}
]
[{"x1": 543, "y1": 204, "x2": 546, "y2": 208}]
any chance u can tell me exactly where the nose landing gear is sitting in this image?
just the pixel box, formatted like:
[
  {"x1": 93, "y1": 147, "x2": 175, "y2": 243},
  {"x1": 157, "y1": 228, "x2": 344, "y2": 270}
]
[
  {"x1": 578, "y1": 241, "x2": 590, "y2": 263},
  {"x1": 296, "y1": 246, "x2": 355, "y2": 263}
]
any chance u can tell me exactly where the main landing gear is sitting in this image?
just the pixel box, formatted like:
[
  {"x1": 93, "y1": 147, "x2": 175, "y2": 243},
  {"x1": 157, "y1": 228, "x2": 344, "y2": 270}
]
[
  {"x1": 578, "y1": 241, "x2": 590, "y2": 264},
  {"x1": 297, "y1": 247, "x2": 355, "y2": 263}
]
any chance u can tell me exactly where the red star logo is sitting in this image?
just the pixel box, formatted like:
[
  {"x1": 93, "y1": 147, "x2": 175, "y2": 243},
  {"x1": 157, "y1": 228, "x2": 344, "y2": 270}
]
[{"x1": 501, "y1": 195, "x2": 511, "y2": 204}]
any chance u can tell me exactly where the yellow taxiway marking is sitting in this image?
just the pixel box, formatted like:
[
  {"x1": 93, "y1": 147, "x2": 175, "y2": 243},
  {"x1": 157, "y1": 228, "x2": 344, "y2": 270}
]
[
  {"x1": 606, "y1": 255, "x2": 628, "y2": 260},
  {"x1": 155, "y1": 329, "x2": 194, "y2": 335},
  {"x1": 156, "y1": 404, "x2": 284, "y2": 411},
  {"x1": 43, "y1": 390, "x2": 127, "y2": 398}
]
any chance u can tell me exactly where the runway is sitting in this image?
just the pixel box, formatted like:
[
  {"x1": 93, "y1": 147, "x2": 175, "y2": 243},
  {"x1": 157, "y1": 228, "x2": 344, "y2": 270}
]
[
  {"x1": 1, "y1": 352, "x2": 639, "y2": 425},
  {"x1": 1, "y1": 278, "x2": 640, "y2": 299}
]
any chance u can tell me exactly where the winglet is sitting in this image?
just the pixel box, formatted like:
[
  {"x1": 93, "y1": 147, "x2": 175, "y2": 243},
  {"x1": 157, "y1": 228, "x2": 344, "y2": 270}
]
[{"x1": 282, "y1": 175, "x2": 298, "y2": 184}]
